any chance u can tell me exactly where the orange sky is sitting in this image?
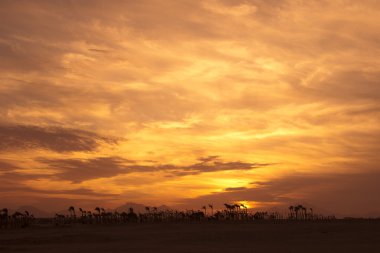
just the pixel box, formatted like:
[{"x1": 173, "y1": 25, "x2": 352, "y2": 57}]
[{"x1": 1, "y1": 0, "x2": 380, "y2": 216}]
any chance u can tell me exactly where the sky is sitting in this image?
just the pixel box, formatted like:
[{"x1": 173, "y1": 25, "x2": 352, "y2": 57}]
[{"x1": 1, "y1": 0, "x2": 380, "y2": 217}]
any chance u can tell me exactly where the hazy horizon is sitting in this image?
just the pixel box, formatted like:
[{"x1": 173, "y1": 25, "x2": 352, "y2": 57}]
[
  {"x1": 1, "y1": 0, "x2": 380, "y2": 217},
  {"x1": 3, "y1": 201, "x2": 356, "y2": 219}
]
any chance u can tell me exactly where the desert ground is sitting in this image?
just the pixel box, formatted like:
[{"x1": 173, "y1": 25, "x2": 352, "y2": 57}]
[{"x1": 1, "y1": 220, "x2": 379, "y2": 253}]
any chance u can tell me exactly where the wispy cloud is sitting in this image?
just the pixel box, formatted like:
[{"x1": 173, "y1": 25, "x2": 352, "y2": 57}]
[
  {"x1": 0, "y1": 124, "x2": 118, "y2": 152},
  {"x1": 37, "y1": 155, "x2": 267, "y2": 183}
]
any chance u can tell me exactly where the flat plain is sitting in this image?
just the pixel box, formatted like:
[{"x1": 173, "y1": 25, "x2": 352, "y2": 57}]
[{"x1": 1, "y1": 220, "x2": 379, "y2": 253}]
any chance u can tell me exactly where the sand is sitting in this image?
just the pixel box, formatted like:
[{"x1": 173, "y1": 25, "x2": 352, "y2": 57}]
[{"x1": 1, "y1": 220, "x2": 379, "y2": 253}]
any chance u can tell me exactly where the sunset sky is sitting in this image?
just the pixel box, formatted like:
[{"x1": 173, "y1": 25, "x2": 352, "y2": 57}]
[{"x1": 1, "y1": 0, "x2": 380, "y2": 216}]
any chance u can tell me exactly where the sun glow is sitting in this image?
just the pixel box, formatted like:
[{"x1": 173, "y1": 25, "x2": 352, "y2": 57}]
[{"x1": 237, "y1": 201, "x2": 251, "y2": 209}]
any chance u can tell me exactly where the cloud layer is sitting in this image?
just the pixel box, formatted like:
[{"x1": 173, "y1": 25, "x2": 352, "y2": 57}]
[
  {"x1": 0, "y1": 124, "x2": 118, "y2": 152},
  {"x1": 0, "y1": 0, "x2": 379, "y2": 215},
  {"x1": 37, "y1": 155, "x2": 266, "y2": 182}
]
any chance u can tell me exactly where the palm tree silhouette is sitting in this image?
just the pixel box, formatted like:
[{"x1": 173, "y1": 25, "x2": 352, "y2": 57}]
[
  {"x1": 208, "y1": 204, "x2": 214, "y2": 216},
  {"x1": 202, "y1": 206, "x2": 207, "y2": 216},
  {"x1": 292, "y1": 205, "x2": 306, "y2": 220},
  {"x1": 94, "y1": 207, "x2": 101, "y2": 223},
  {"x1": 295, "y1": 205, "x2": 303, "y2": 220},
  {"x1": 10, "y1": 201, "x2": 331, "y2": 225},
  {"x1": 78, "y1": 208, "x2": 84, "y2": 223},
  {"x1": 12, "y1": 211, "x2": 26, "y2": 228},
  {"x1": 234, "y1": 204, "x2": 241, "y2": 220},
  {"x1": 127, "y1": 207, "x2": 138, "y2": 222},
  {"x1": 224, "y1": 203, "x2": 231, "y2": 214},
  {"x1": 289, "y1": 206, "x2": 294, "y2": 219},
  {"x1": 302, "y1": 206, "x2": 307, "y2": 220},
  {"x1": 240, "y1": 204, "x2": 247, "y2": 214},
  {"x1": 0, "y1": 208, "x2": 9, "y2": 228},
  {"x1": 54, "y1": 213, "x2": 66, "y2": 226},
  {"x1": 68, "y1": 206, "x2": 76, "y2": 219}
]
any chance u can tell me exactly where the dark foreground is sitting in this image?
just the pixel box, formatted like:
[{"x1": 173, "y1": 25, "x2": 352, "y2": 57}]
[{"x1": 1, "y1": 220, "x2": 380, "y2": 253}]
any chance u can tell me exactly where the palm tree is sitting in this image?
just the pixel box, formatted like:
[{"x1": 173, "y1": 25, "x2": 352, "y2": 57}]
[
  {"x1": 289, "y1": 205, "x2": 294, "y2": 219},
  {"x1": 202, "y1": 206, "x2": 207, "y2": 216},
  {"x1": 208, "y1": 204, "x2": 214, "y2": 216},
  {"x1": 68, "y1": 206, "x2": 76, "y2": 218},
  {"x1": 240, "y1": 204, "x2": 248, "y2": 214},
  {"x1": 224, "y1": 203, "x2": 237, "y2": 220},
  {"x1": 224, "y1": 203, "x2": 232, "y2": 213},
  {"x1": 295, "y1": 205, "x2": 300, "y2": 220},
  {"x1": 295, "y1": 205, "x2": 305, "y2": 220},
  {"x1": 78, "y1": 208, "x2": 86, "y2": 223},
  {"x1": 234, "y1": 204, "x2": 242, "y2": 220},
  {"x1": 128, "y1": 208, "x2": 138, "y2": 222},
  {"x1": 55, "y1": 213, "x2": 65, "y2": 226},
  {"x1": 0, "y1": 208, "x2": 9, "y2": 228},
  {"x1": 87, "y1": 211, "x2": 93, "y2": 223},
  {"x1": 11, "y1": 211, "x2": 26, "y2": 228},
  {"x1": 302, "y1": 207, "x2": 307, "y2": 220},
  {"x1": 23, "y1": 211, "x2": 33, "y2": 227},
  {"x1": 94, "y1": 207, "x2": 101, "y2": 223}
]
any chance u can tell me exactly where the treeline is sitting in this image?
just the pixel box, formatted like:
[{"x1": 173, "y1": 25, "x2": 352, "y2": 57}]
[
  {"x1": 1, "y1": 204, "x2": 339, "y2": 229},
  {"x1": 0, "y1": 208, "x2": 35, "y2": 228},
  {"x1": 53, "y1": 203, "x2": 336, "y2": 226}
]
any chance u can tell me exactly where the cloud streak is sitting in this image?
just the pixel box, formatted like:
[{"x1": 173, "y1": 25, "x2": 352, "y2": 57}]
[
  {"x1": 0, "y1": 124, "x2": 118, "y2": 152},
  {"x1": 37, "y1": 156, "x2": 267, "y2": 182}
]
